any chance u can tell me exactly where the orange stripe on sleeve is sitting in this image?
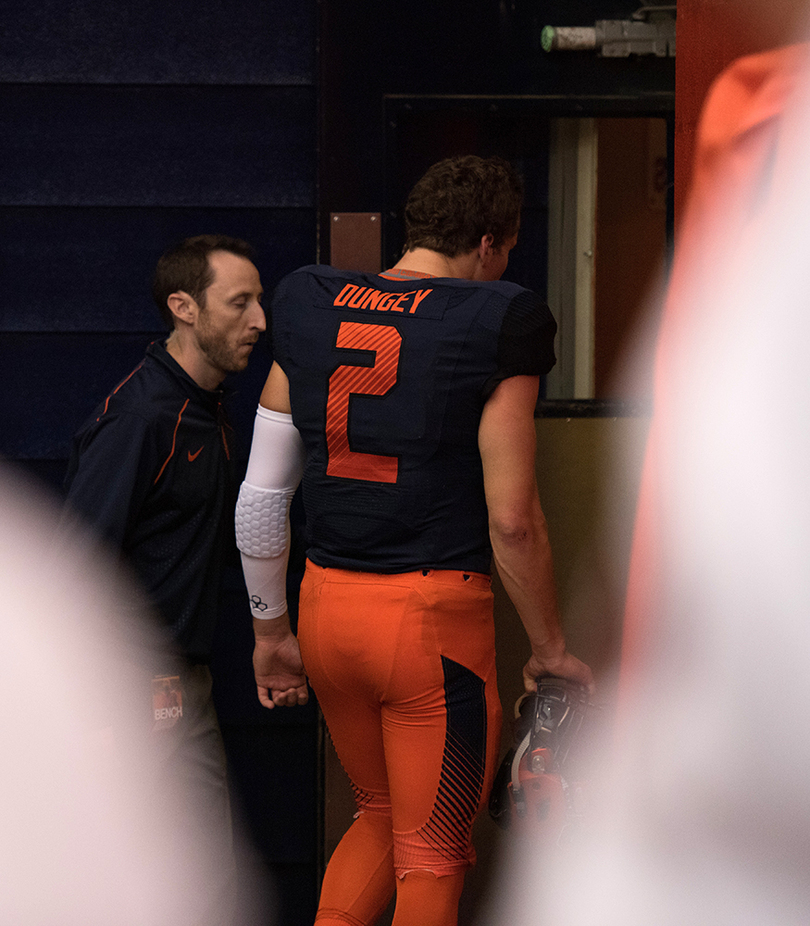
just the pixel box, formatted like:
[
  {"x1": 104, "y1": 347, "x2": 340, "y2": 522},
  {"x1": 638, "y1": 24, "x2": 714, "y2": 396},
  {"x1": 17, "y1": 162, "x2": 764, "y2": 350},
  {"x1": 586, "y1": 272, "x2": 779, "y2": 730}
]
[{"x1": 96, "y1": 362, "x2": 144, "y2": 421}]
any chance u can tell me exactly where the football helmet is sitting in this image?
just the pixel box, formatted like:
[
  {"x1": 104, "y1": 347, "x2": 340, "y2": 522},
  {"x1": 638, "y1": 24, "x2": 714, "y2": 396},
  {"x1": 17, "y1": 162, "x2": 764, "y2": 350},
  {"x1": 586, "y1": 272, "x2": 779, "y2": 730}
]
[{"x1": 489, "y1": 676, "x2": 595, "y2": 841}]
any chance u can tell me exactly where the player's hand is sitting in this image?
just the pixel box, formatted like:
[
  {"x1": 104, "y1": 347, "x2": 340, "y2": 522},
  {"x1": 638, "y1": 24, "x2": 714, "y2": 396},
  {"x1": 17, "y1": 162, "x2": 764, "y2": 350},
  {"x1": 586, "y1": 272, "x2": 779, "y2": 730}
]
[
  {"x1": 523, "y1": 649, "x2": 594, "y2": 695},
  {"x1": 252, "y1": 615, "x2": 309, "y2": 709}
]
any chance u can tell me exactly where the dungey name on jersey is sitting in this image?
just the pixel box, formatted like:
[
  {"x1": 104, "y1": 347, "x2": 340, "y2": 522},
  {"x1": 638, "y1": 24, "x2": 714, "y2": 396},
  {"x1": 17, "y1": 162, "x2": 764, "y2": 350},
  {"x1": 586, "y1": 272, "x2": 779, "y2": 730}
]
[{"x1": 333, "y1": 284, "x2": 433, "y2": 315}]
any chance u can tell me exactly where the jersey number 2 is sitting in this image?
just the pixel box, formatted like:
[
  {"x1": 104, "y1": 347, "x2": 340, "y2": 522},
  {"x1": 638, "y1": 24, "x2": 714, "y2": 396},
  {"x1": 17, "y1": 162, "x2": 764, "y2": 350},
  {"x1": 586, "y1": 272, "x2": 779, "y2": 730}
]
[{"x1": 326, "y1": 321, "x2": 401, "y2": 483}]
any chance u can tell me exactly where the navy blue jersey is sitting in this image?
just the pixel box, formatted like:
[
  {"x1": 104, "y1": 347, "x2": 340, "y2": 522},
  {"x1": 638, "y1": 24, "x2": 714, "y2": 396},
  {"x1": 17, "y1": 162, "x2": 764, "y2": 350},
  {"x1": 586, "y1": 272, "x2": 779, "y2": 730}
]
[{"x1": 271, "y1": 265, "x2": 557, "y2": 574}]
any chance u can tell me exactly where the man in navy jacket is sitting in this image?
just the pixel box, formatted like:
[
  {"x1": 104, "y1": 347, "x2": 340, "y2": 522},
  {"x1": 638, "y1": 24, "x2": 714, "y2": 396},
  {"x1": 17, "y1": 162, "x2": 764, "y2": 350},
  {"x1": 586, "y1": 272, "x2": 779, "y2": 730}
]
[{"x1": 65, "y1": 234, "x2": 266, "y2": 925}]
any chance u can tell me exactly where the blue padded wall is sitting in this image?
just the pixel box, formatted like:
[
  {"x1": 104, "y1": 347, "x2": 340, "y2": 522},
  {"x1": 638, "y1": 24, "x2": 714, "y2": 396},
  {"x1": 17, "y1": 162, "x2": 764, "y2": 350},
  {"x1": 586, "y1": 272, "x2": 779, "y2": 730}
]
[
  {"x1": 1, "y1": 5, "x2": 319, "y2": 924},
  {"x1": 2, "y1": 2, "x2": 317, "y2": 470},
  {"x1": 0, "y1": 1, "x2": 314, "y2": 85},
  {"x1": 0, "y1": 86, "x2": 315, "y2": 208},
  {"x1": 0, "y1": 208, "x2": 314, "y2": 332}
]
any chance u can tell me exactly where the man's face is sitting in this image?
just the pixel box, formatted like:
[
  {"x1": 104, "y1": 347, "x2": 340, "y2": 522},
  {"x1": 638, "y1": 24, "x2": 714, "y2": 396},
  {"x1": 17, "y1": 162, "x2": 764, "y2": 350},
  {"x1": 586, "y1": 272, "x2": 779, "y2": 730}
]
[{"x1": 194, "y1": 250, "x2": 265, "y2": 378}]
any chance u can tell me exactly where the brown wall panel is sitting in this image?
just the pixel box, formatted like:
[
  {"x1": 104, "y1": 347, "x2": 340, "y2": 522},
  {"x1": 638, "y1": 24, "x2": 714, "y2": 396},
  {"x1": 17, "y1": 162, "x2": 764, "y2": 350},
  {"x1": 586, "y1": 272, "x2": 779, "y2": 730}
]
[{"x1": 594, "y1": 117, "x2": 668, "y2": 399}]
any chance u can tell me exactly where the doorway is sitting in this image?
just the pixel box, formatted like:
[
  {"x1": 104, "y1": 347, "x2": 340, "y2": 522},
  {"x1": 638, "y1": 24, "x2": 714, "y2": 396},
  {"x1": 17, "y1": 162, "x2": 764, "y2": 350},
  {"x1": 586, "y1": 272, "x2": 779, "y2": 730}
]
[{"x1": 383, "y1": 98, "x2": 673, "y2": 403}]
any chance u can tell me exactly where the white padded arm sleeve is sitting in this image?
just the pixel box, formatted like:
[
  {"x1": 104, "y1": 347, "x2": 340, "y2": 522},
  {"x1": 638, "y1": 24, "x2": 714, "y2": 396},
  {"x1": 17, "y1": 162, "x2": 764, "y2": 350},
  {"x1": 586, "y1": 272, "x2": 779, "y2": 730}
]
[{"x1": 235, "y1": 406, "x2": 305, "y2": 619}]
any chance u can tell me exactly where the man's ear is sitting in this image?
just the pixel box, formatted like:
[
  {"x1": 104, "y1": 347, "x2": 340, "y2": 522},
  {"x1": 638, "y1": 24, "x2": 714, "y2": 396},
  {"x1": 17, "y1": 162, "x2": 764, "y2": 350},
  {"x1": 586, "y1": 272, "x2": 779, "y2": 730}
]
[
  {"x1": 167, "y1": 291, "x2": 196, "y2": 326},
  {"x1": 478, "y1": 233, "x2": 495, "y2": 259}
]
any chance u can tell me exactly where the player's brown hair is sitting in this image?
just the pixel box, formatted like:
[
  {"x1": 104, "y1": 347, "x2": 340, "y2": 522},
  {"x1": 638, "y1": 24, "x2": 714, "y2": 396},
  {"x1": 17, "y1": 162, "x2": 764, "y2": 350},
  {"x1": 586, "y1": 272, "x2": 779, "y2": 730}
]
[
  {"x1": 151, "y1": 234, "x2": 256, "y2": 329},
  {"x1": 403, "y1": 155, "x2": 524, "y2": 257}
]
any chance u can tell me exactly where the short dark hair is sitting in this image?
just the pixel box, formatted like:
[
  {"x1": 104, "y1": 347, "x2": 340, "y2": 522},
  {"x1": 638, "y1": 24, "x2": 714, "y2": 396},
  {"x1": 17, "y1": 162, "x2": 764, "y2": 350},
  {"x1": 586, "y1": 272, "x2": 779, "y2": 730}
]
[
  {"x1": 403, "y1": 155, "x2": 524, "y2": 258},
  {"x1": 151, "y1": 234, "x2": 257, "y2": 329}
]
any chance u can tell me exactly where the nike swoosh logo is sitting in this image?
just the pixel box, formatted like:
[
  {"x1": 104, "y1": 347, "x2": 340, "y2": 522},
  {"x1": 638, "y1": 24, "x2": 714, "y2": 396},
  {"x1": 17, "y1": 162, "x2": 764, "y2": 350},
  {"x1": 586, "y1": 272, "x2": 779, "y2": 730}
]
[{"x1": 188, "y1": 446, "x2": 204, "y2": 462}]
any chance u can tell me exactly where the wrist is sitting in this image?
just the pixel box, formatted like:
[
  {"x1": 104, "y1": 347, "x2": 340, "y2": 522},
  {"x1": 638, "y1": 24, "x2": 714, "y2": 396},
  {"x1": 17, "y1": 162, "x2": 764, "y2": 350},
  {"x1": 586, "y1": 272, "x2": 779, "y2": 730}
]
[
  {"x1": 253, "y1": 613, "x2": 293, "y2": 641},
  {"x1": 530, "y1": 632, "x2": 566, "y2": 662}
]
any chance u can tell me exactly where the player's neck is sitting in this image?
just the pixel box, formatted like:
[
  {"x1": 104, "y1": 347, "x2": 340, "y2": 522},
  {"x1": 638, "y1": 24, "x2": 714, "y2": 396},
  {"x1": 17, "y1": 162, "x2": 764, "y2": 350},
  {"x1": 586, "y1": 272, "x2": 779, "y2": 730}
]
[{"x1": 390, "y1": 248, "x2": 477, "y2": 281}]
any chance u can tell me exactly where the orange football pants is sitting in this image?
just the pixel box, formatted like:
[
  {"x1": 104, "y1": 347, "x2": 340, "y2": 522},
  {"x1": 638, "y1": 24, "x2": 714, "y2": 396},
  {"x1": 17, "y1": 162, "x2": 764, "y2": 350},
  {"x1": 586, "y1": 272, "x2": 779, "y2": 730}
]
[{"x1": 297, "y1": 561, "x2": 503, "y2": 926}]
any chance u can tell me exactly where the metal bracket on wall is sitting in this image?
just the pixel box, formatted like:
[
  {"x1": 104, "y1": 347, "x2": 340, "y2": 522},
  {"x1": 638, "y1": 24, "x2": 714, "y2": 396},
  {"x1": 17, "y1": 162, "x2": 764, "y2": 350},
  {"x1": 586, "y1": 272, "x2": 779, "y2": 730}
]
[
  {"x1": 542, "y1": 7, "x2": 676, "y2": 58},
  {"x1": 329, "y1": 213, "x2": 382, "y2": 273}
]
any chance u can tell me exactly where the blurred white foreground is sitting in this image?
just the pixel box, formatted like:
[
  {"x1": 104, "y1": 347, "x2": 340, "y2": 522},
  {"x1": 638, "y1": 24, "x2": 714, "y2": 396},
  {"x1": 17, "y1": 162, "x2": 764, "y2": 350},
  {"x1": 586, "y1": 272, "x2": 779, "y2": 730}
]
[
  {"x1": 0, "y1": 466, "x2": 244, "y2": 925},
  {"x1": 488, "y1": 37, "x2": 810, "y2": 926}
]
